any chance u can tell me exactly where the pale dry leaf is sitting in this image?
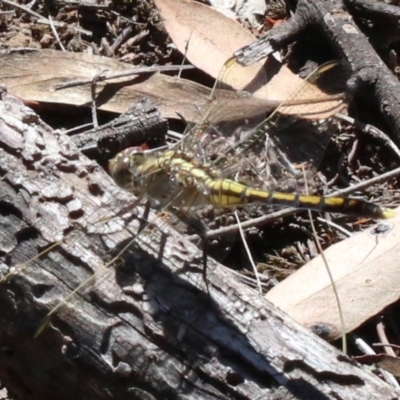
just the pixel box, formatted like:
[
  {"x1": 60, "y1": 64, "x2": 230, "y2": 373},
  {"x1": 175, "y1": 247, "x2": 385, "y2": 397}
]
[
  {"x1": 263, "y1": 61, "x2": 346, "y2": 117},
  {"x1": 154, "y1": 0, "x2": 267, "y2": 90},
  {"x1": 0, "y1": 50, "x2": 207, "y2": 120},
  {"x1": 266, "y1": 209, "x2": 400, "y2": 341},
  {"x1": 154, "y1": 0, "x2": 343, "y2": 118},
  {"x1": 0, "y1": 49, "x2": 277, "y2": 124}
]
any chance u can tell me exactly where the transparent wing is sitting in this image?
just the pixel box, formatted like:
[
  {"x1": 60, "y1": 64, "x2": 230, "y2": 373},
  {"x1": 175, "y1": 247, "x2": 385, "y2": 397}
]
[{"x1": 181, "y1": 58, "x2": 347, "y2": 200}]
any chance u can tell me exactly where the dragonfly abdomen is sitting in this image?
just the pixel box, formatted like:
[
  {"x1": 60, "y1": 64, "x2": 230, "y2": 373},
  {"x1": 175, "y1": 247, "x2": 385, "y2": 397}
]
[{"x1": 205, "y1": 178, "x2": 394, "y2": 219}]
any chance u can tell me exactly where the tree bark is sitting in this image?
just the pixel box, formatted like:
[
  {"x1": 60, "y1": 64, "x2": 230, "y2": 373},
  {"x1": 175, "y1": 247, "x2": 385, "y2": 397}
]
[{"x1": 0, "y1": 90, "x2": 398, "y2": 399}]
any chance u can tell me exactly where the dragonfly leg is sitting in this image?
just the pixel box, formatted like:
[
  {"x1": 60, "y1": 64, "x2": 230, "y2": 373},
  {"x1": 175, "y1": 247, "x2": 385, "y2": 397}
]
[{"x1": 172, "y1": 208, "x2": 210, "y2": 294}]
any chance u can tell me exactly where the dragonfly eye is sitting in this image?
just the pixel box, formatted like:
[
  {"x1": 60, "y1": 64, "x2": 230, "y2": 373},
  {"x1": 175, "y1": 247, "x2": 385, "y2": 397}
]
[{"x1": 109, "y1": 155, "x2": 133, "y2": 189}]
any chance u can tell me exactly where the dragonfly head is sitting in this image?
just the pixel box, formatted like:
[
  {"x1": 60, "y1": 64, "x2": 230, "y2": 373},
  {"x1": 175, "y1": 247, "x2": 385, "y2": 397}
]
[
  {"x1": 109, "y1": 152, "x2": 132, "y2": 190},
  {"x1": 109, "y1": 148, "x2": 147, "y2": 194}
]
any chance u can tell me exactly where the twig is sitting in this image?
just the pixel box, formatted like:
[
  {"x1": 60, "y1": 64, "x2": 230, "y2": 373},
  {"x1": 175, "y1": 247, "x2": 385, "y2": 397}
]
[
  {"x1": 178, "y1": 31, "x2": 192, "y2": 80},
  {"x1": 335, "y1": 113, "x2": 400, "y2": 160},
  {"x1": 353, "y1": 335, "x2": 400, "y2": 389},
  {"x1": 48, "y1": 15, "x2": 65, "y2": 52},
  {"x1": 226, "y1": 268, "x2": 272, "y2": 290},
  {"x1": 234, "y1": 211, "x2": 262, "y2": 294},
  {"x1": 54, "y1": 64, "x2": 195, "y2": 90},
  {"x1": 316, "y1": 217, "x2": 353, "y2": 237},
  {"x1": 376, "y1": 319, "x2": 396, "y2": 358},
  {"x1": 373, "y1": 343, "x2": 400, "y2": 351},
  {"x1": 91, "y1": 70, "x2": 108, "y2": 129},
  {"x1": 37, "y1": 17, "x2": 91, "y2": 37},
  {"x1": 64, "y1": 122, "x2": 94, "y2": 135},
  {"x1": 305, "y1": 169, "x2": 347, "y2": 354},
  {"x1": 1, "y1": 0, "x2": 45, "y2": 20},
  {"x1": 9, "y1": 47, "x2": 38, "y2": 53},
  {"x1": 110, "y1": 25, "x2": 135, "y2": 54}
]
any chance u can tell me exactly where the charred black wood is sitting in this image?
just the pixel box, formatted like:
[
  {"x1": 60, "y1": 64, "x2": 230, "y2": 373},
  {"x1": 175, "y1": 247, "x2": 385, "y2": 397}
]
[{"x1": 70, "y1": 97, "x2": 167, "y2": 161}]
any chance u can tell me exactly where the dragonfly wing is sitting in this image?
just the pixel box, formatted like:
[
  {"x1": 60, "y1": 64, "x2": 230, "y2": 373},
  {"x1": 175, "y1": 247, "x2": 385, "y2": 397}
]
[{"x1": 210, "y1": 60, "x2": 347, "y2": 194}]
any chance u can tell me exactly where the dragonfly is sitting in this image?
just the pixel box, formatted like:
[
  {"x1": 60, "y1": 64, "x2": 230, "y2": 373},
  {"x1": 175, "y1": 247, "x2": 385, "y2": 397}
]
[{"x1": 109, "y1": 59, "x2": 394, "y2": 226}]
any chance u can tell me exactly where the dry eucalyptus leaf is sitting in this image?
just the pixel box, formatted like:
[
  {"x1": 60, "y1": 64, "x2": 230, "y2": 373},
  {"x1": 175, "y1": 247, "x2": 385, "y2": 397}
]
[
  {"x1": 154, "y1": 0, "x2": 343, "y2": 117},
  {"x1": 154, "y1": 0, "x2": 267, "y2": 91},
  {"x1": 0, "y1": 50, "x2": 205, "y2": 120},
  {"x1": 266, "y1": 209, "x2": 400, "y2": 341},
  {"x1": 0, "y1": 50, "x2": 279, "y2": 124}
]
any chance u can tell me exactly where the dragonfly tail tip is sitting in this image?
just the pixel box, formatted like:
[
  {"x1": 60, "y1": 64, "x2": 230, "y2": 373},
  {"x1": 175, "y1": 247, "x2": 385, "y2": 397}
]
[{"x1": 381, "y1": 208, "x2": 396, "y2": 219}]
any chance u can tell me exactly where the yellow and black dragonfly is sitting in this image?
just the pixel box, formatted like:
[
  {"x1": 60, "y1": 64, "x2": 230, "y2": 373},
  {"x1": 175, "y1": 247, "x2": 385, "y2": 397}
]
[{"x1": 109, "y1": 59, "x2": 394, "y2": 226}]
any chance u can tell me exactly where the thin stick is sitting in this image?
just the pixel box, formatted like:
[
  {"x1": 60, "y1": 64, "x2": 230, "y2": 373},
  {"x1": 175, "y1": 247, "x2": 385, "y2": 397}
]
[
  {"x1": 1, "y1": 0, "x2": 46, "y2": 20},
  {"x1": 178, "y1": 32, "x2": 192, "y2": 80},
  {"x1": 376, "y1": 319, "x2": 396, "y2": 357},
  {"x1": 48, "y1": 15, "x2": 65, "y2": 52},
  {"x1": 54, "y1": 65, "x2": 195, "y2": 90},
  {"x1": 91, "y1": 70, "x2": 108, "y2": 129},
  {"x1": 305, "y1": 179, "x2": 347, "y2": 354},
  {"x1": 335, "y1": 113, "x2": 400, "y2": 160},
  {"x1": 234, "y1": 211, "x2": 262, "y2": 294},
  {"x1": 316, "y1": 217, "x2": 353, "y2": 237},
  {"x1": 353, "y1": 336, "x2": 400, "y2": 389},
  {"x1": 110, "y1": 25, "x2": 134, "y2": 54}
]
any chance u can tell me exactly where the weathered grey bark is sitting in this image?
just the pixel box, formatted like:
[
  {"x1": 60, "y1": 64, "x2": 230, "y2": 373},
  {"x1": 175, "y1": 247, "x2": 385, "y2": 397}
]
[
  {"x1": 0, "y1": 91, "x2": 399, "y2": 398},
  {"x1": 233, "y1": 0, "x2": 400, "y2": 145}
]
